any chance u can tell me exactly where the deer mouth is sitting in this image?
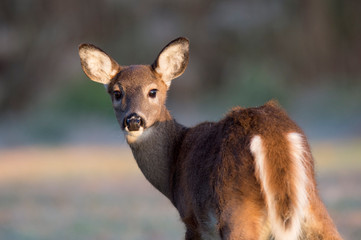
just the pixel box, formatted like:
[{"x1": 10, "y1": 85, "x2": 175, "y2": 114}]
[
  {"x1": 124, "y1": 126, "x2": 153, "y2": 144},
  {"x1": 123, "y1": 118, "x2": 145, "y2": 143},
  {"x1": 122, "y1": 113, "x2": 152, "y2": 143},
  {"x1": 124, "y1": 126, "x2": 144, "y2": 135}
]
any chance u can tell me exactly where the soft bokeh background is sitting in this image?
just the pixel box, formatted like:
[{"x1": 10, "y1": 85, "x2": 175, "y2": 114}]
[{"x1": 0, "y1": 0, "x2": 360, "y2": 239}]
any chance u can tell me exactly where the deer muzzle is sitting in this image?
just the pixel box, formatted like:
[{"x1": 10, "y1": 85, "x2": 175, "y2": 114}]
[{"x1": 124, "y1": 113, "x2": 145, "y2": 132}]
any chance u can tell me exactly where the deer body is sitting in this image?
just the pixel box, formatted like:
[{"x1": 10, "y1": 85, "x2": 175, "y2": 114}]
[{"x1": 79, "y1": 38, "x2": 343, "y2": 240}]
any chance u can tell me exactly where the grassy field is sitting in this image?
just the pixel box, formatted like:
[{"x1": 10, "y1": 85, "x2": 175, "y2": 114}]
[{"x1": 0, "y1": 141, "x2": 360, "y2": 240}]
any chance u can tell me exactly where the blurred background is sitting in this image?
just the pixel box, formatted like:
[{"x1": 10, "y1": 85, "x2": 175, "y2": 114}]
[{"x1": 0, "y1": 0, "x2": 360, "y2": 239}]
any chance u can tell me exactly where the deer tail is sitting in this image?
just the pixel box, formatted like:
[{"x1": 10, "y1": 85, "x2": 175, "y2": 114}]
[{"x1": 250, "y1": 132, "x2": 310, "y2": 240}]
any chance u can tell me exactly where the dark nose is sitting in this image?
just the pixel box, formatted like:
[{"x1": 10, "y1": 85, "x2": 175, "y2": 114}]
[{"x1": 124, "y1": 113, "x2": 144, "y2": 131}]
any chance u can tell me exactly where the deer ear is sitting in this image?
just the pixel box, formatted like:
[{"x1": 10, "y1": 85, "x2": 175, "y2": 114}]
[
  {"x1": 152, "y1": 37, "x2": 189, "y2": 87},
  {"x1": 78, "y1": 44, "x2": 120, "y2": 84}
]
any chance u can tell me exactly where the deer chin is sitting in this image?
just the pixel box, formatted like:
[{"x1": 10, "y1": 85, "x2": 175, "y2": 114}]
[
  {"x1": 124, "y1": 127, "x2": 144, "y2": 144},
  {"x1": 124, "y1": 126, "x2": 155, "y2": 144}
]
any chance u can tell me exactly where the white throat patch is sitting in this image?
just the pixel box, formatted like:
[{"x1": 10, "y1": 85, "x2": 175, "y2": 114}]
[{"x1": 124, "y1": 126, "x2": 154, "y2": 144}]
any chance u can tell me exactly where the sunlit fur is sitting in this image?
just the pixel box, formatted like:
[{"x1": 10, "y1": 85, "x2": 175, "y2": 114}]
[
  {"x1": 79, "y1": 37, "x2": 343, "y2": 240},
  {"x1": 78, "y1": 44, "x2": 119, "y2": 84},
  {"x1": 251, "y1": 133, "x2": 310, "y2": 240}
]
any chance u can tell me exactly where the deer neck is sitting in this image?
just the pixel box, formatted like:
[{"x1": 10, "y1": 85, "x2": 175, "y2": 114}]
[{"x1": 127, "y1": 108, "x2": 186, "y2": 200}]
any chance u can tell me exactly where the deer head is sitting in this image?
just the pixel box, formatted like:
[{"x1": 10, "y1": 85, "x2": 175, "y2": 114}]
[{"x1": 79, "y1": 37, "x2": 189, "y2": 143}]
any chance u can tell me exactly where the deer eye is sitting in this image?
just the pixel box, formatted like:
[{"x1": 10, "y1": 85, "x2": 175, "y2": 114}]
[
  {"x1": 148, "y1": 89, "x2": 158, "y2": 98},
  {"x1": 113, "y1": 90, "x2": 123, "y2": 101}
]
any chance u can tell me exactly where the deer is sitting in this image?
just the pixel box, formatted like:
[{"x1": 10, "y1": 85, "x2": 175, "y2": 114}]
[{"x1": 78, "y1": 37, "x2": 343, "y2": 240}]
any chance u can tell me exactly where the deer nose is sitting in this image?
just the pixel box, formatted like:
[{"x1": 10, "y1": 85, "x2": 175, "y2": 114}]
[{"x1": 124, "y1": 113, "x2": 144, "y2": 131}]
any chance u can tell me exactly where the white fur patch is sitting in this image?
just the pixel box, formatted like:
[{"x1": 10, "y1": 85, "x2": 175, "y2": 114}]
[
  {"x1": 250, "y1": 136, "x2": 274, "y2": 230},
  {"x1": 286, "y1": 132, "x2": 310, "y2": 238},
  {"x1": 79, "y1": 48, "x2": 118, "y2": 84},
  {"x1": 250, "y1": 133, "x2": 309, "y2": 240},
  {"x1": 124, "y1": 126, "x2": 155, "y2": 144},
  {"x1": 124, "y1": 127, "x2": 144, "y2": 144}
]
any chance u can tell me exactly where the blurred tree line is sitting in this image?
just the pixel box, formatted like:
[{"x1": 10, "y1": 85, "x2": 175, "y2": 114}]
[{"x1": 0, "y1": 0, "x2": 360, "y2": 136}]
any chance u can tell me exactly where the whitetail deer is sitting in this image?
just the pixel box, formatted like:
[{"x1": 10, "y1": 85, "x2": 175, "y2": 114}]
[{"x1": 78, "y1": 37, "x2": 343, "y2": 240}]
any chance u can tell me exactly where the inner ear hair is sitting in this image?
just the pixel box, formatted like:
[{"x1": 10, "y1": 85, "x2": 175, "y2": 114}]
[
  {"x1": 79, "y1": 43, "x2": 120, "y2": 84},
  {"x1": 153, "y1": 37, "x2": 189, "y2": 86}
]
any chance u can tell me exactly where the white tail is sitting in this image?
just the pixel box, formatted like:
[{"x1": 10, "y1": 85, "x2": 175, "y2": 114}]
[
  {"x1": 251, "y1": 133, "x2": 310, "y2": 240},
  {"x1": 79, "y1": 37, "x2": 343, "y2": 240}
]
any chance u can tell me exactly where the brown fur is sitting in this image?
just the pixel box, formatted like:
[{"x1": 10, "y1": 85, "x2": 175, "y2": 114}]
[
  {"x1": 78, "y1": 38, "x2": 343, "y2": 240},
  {"x1": 172, "y1": 102, "x2": 341, "y2": 239}
]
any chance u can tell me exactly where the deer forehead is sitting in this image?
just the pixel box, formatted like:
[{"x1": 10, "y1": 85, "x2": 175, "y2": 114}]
[{"x1": 113, "y1": 65, "x2": 166, "y2": 89}]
